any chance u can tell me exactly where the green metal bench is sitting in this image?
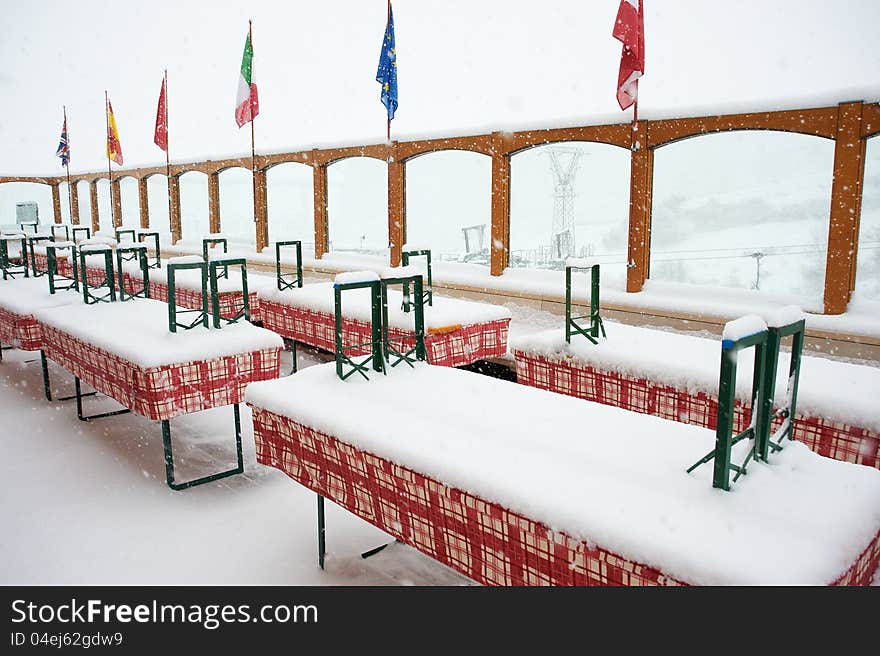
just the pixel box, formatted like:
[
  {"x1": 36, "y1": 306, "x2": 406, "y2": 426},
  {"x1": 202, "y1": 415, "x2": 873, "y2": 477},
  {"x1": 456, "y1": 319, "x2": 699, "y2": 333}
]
[
  {"x1": 380, "y1": 272, "x2": 427, "y2": 369},
  {"x1": 116, "y1": 244, "x2": 150, "y2": 302},
  {"x1": 167, "y1": 259, "x2": 209, "y2": 332},
  {"x1": 401, "y1": 248, "x2": 433, "y2": 310},
  {"x1": 203, "y1": 236, "x2": 228, "y2": 280},
  {"x1": 333, "y1": 276, "x2": 384, "y2": 381},
  {"x1": 565, "y1": 261, "x2": 605, "y2": 345},
  {"x1": 137, "y1": 231, "x2": 161, "y2": 269},
  {"x1": 46, "y1": 242, "x2": 78, "y2": 294},
  {"x1": 275, "y1": 240, "x2": 303, "y2": 291},
  {"x1": 51, "y1": 224, "x2": 70, "y2": 241},
  {"x1": 78, "y1": 245, "x2": 116, "y2": 305},
  {"x1": 686, "y1": 314, "x2": 807, "y2": 491},
  {"x1": 209, "y1": 257, "x2": 250, "y2": 328},
  {"x1": 27, "y1": 235, "x2": 53, "y2": 278},
  {"x1": 0, "y1": 235, "x2": 29, "y2": 280}
]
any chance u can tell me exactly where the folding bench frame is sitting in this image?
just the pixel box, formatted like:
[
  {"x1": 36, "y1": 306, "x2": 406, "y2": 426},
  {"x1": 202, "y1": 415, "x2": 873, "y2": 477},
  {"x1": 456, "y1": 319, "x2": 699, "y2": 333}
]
[
  {"x1": 401, "y1": 249, "x2": 433, "y2": 310},
  {"x1": 0, "y1": 236, "x2": 29, "y2": 280},
  {"x1": 565, "y1": 263, "x2": 605, "y2": 345}
]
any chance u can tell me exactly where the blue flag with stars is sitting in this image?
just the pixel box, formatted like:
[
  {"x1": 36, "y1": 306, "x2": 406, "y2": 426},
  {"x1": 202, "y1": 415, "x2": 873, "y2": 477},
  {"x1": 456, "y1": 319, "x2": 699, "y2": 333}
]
[{"x1": 376, "y1": 5, "x2": 398, "y2": 121}]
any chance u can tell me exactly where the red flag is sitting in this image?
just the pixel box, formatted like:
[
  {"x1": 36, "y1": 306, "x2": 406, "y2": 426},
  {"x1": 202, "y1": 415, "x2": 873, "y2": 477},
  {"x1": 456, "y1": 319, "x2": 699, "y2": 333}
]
[
  {"x1": 154, "y1": 76, "x2": 168, "y2": 152},
  {"x1": 612, "y1": 0, "x2": 645, "y2": 111}
]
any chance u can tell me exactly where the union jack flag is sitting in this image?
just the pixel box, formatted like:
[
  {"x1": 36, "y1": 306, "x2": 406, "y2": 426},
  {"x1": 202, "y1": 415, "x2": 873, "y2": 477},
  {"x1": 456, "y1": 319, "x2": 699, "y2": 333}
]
[{"x1": 56, "y1": 116, "x2": 70, "y2": 166}]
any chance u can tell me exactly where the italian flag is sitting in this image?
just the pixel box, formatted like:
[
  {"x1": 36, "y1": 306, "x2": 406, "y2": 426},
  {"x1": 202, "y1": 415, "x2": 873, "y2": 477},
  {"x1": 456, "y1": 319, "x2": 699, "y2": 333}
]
[{"x1": 235, "y1": 29, "x2": 259, "y2": 128}]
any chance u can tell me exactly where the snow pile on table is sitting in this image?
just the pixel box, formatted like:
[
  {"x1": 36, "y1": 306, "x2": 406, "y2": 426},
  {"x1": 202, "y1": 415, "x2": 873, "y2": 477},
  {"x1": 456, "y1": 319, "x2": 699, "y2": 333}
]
[
  {"x1": 380, "y1": 265, "x2": 422, "y2": 280},
  {"x1": 721, "y1": 314, "x2": 767, "y2": 342},
  {"x1": 122, "y1": 258, "x2": 275, "y2": 294},
  {"x1": 510, "y1": 321, "x2": 880, "y2": 432},
  {"x1": 259, "y1": 282, "x2": 511, "y2": 331},
  {"x1": 0, "y1": 277, "x2": 81, "y2": 315},
  {"x1": 334, "y1": 270, "x2": 380, "y2": 285},
  {"x1": 565, "y1": 257, "x2": 600, "y2": 269},
  {"x1": 35, "y1": 298, "x2": 282, "y2": 368},
  {"x1": 766, "y1": 304, "x2": 807, "y2": 328},
  {"x1": 247, "y1": 362, "x2": 880, "y2": 585}
]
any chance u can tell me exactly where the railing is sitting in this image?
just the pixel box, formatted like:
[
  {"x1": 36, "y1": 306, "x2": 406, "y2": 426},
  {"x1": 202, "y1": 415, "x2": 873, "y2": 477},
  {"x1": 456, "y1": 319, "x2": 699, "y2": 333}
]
[{"x1": 2, "y1": 100, "x2": 878, "y2": 315}]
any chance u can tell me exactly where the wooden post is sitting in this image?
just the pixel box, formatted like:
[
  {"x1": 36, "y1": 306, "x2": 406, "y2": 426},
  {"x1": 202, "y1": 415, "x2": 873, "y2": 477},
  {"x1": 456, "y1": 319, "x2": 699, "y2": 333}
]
[
  {"x1": 387, "y1": 142, "x2": 406, "y2": 266},
  {"x1": 51, "y1": 182, "x2": 62, "y2": 224},
  {"x1": 208, "y1": 172, "x2": 221, "y2": 234},
  {"x1": 626, "y1": 121, "x2": 654, "y2": 293},
  {"x1": 490, "y1": 131, "x2": 511, "y2": 276},
  {"x1": 313, "y1": 155, "x2": 328, "y2": 259},
  {"x1": 111, "y1": 178, "x2": 123, "y2": 228},
  {"x1": 823, "y1": 101, "x2": 866, "y2": 314},
  {"x1": 70, "y1": 181, "x2": 80, "y2": 225},
  {"x1": 138, "y1": 177, "x2": 150, "y2": 229},
  {"x1": 168, "y1": 175, "x2": 182, "y2": 244},
  {"x1": 89, "y1": 180, "x2": 99, "y2": 234},
  {"x1": 254, "y1": 168, "x2": 268, "y2": 252}
]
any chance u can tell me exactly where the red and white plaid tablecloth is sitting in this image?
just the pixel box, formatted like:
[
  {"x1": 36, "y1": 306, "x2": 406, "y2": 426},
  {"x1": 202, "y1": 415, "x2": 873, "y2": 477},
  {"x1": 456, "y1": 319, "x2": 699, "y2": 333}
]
[
  {"x1": 513, "y1": 350, "x2": 880, "y2": 471},
  {"x1": 32, "y1": 252, "x2": 77, "y2": 280},
  {"x1": 139, "y1": 278, "x2": 262, "y2": 324},
  {"x1": 40, "y1": 323, "x2": 281, "y2": 420},
  {"x1": 0, "y1": 306, "x2": 44, "y2": 351},
  {"x1": 260, "y1": 299, "x2": 509, "y2": 368},
  {"x1": 251, "y1": 405, "x2": 880, "y2": 586}
]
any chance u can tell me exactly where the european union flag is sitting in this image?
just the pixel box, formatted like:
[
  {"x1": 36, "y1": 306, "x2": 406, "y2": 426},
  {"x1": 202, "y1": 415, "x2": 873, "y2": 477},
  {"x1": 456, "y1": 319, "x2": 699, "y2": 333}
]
[{"x1": 376, "y1": 5, "x2": 398, "y2": 121}]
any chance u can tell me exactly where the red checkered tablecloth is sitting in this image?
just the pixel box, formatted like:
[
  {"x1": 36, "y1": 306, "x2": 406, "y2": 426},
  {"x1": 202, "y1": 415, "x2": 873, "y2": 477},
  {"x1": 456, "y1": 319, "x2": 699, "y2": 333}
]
[
  {"x1": 40, "y1": 322, "x2": 281, "y2": 420},
  {"x1": 0, "y1": 306, "x2": 44, "y2": 351},
  {"x1": 513, "y1": 350, "x2": 880, "y2": 471},
  {"x1": 251, "y1": 406, "x2": 880, "y2": 586},
  {"x1": 260, "y1": 299, "x2": 509, "y2": 368},
  {"x1": 143, "y1": 278, "x2": 262, "y2": 323},
  {"x1": 32, "y1": 252, "x2": 76, "y2": 279}
]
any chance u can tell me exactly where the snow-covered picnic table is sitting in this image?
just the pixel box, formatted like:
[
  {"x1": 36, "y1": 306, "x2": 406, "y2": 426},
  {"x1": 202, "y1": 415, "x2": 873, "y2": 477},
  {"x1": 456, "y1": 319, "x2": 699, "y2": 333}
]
[
  {"x1": 33, "y1": 298, "x2": 283, "y2": 489},
  {"x1": 120, "y1": 259, "x2": 273, "y2": 324},
  {"x1": 511, "y1": 322, "x2": 880, "y2": 471},
  {"x1": 247, "y1": 362, "x2": 880, "y2": 586},
  {"x1": 258, "y1": 282, "x2": 511, "y2": 368},
  {"x1": 0, "y1": 277, "x2": 80, "y2": 353},
  {"x1": 35, "y1": 298, "x2": 282, "y2": 421}
]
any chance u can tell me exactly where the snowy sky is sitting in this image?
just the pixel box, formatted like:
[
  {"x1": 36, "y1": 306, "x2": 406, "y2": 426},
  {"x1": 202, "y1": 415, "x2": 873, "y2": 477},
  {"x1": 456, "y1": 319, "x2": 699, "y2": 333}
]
[{"x1": 1, "y1": 0, "x2": 879, "y2": 176}]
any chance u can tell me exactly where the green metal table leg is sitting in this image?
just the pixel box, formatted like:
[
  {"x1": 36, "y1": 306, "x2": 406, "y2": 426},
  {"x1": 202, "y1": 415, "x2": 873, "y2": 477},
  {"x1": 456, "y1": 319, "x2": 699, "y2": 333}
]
[
  {"x1": 161, "y1": 403, "x2": 244, "y2": 491},
  {"x1": 317, "y1": 494, "x2": 326, "y2": 570},
  {"x1": 291, "y1": 340, "x2": 298, "y2": 375},
  {"x1": 74, "y1": 376, "x2": 132, "y2": 421},
  {"x1": 40, "y1": 350, "x2": 52, "y2": 401}
]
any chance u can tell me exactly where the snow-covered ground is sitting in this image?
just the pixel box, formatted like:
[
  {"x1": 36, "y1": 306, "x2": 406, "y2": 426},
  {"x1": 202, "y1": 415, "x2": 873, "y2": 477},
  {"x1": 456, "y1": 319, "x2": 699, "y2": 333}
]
[
  {"x1": 0, "y1": 344, "x2": 470, "y2": 585},
  {"x1": 1, "y1": 301, "x2": 878, "y2": 585}
]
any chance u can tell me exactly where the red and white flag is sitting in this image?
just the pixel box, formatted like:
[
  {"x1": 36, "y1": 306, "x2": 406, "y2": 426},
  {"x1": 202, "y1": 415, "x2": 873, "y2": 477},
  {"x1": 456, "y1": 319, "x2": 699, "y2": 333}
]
[
  {"x1": 612, "y1": 0, "x2": 645, "y2": 111},
  {"x1": 235, "y1": 26, "x2": 259, "y2": 128},
  {"x1": 154, "y1": 75, "x2": 168, "y2": 152}
]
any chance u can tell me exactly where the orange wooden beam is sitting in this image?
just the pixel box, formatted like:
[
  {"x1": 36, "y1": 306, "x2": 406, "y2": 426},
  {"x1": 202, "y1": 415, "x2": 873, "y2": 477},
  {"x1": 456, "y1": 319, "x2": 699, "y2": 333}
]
[
  {"x1": 388, "y1": 142, "x2": 406, "y2": 266},
  {"x1": 646, "y1": 106, "x2": 838, "y2": 149},
  {"x1": 207, "y1": 172, "x2": 221, "y2": 234},
  {"x1": 111, "y1": 179, "x2": 123, "y2": 228},
  {"x1": 69, "y1": 181, "x2": 80, "y2": 225},
  {"x1": 254, "y1": 169, "x2": 269, "y2": 252},
  {"x1": 168, "y1": 176, "x2": 181, "y2": 243},
  {"x1": 51, "y1": 182, "x2": 62, "y2": 224},
  {"x1": 490, "y1": 132, "x2": 512, "y2": 276},
  {"x1": 88, "y1": 180, "x2": 99, "y2": 234},
  {"x1": 626, "y1": 122, "x2": 653, "y2": 293},
  {"x1": 823, "y1": 101, "x2": 866, "y2": 314},
  {"x1": 313, "y1": 158, "x2": 328, "y2": 259},
  {"x1": 138, "y1": 178, "x2": 150, "y2": 230}
]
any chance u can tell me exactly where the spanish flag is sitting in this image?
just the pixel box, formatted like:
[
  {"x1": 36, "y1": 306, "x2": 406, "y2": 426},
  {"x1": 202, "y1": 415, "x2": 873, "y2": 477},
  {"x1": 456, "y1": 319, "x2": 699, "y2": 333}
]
[{"x1": 106, "y1": 95, "x2": 123, "y2": 166}]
